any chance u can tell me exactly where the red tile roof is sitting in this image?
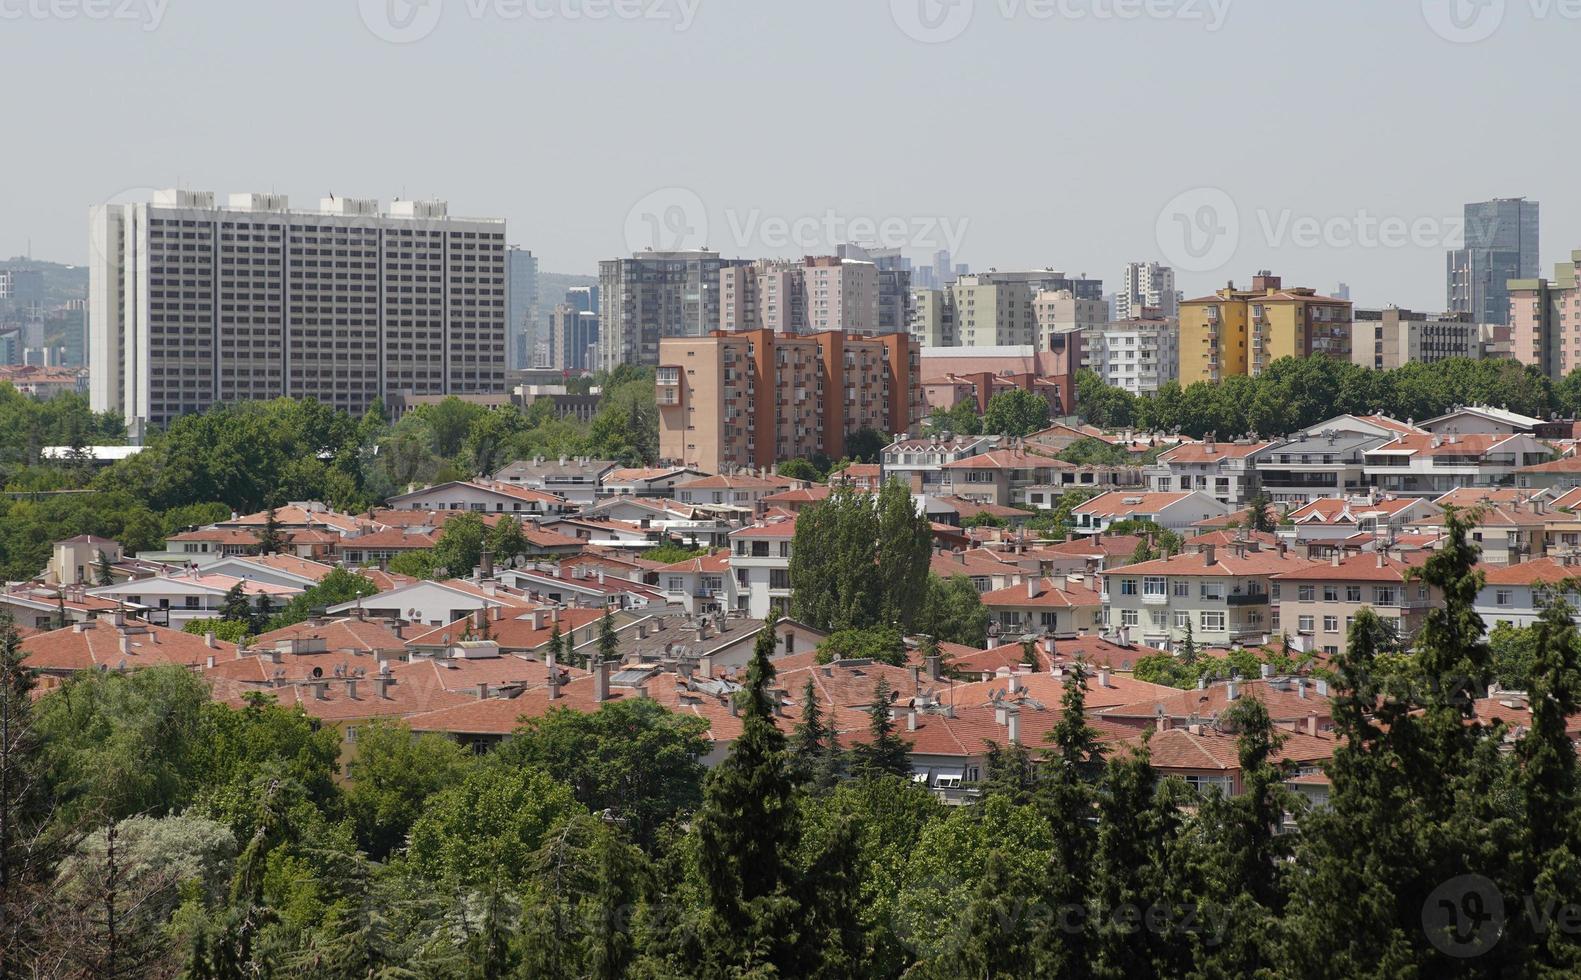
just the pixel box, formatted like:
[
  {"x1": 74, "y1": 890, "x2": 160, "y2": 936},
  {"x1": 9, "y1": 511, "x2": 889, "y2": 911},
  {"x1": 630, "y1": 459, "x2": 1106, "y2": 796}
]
[{"x1": 23, "y1": 618, "x2": 237, "y2": 672}]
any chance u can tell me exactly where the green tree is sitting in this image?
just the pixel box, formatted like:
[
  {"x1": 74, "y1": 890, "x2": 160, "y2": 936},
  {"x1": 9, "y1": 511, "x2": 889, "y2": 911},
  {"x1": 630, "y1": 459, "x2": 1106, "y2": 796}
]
[
  {"x1": 431, "y1": 512, "x2": 488, "y2": 578},
  {"x1": 343, "y1": 720, "x2": 474, "y2": 861},
  {"x1": 499, "y1": 699, "x2": 709, "y2": 851},
  {"x1": 848, "y1": 678, "x2": 912, "y2": 781},
  {"x1": 596, "y1": 608, "x2": 619, "y2": 665},
  {"x1": 843, "y1": 427, "x2": 888, "y2": 464},
  {"x1": 912, "y1": 574, "x2": 991, "y2": 648},
  {"x1": 689, "y1": 614, "x2": 808, "y2": 974},
  {"x1": 406, "y1": 760, "x2": 583, "y2": 886},
  {"x1": 925, "y1": 401, "x2": 983, "y2": 437},
  {"x1": 488, "y1": 515, "x2": 527, "y2": 568},
  {"x1": 94, "y1": 549, "x2": 114, "y2": 586},
  {"x1": 776, "y1": 458, "x2": 823, "y2": 483},
  {"x1": 982, "y1": 388, "x2": 1052, "y2": 437},
  {"x1": 263, "y1": 567, "x2": 380, "y2": 631},
  {"x1": 181, "y1": 618, "x2": 252, "y2": 646},
  {"x1": 1245, "y1": 490, "x2": 1278, "y2": 534},
  {"x1": 219, "y1": 582, "x2": 253, "y2": 624},
  {"x1": 254, "y1": 500, "x2": 286, "y2": 555},
  {"x1": 815, "y1": 627, "x2": 906, "y2": 666}
]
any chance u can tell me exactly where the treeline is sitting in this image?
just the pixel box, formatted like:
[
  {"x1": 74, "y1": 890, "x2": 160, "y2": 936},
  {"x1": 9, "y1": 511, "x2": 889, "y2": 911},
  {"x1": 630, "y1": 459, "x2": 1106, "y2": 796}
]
[
  {"x1": 1077, "y1": 356, "x2": 1579, "y2": 438},
  {"x1": 0, "y1": 370, "x2": 658, "y2": 581},
  {"x1": 4, "y1": 512, "x2": 1578, "y2": 976}
]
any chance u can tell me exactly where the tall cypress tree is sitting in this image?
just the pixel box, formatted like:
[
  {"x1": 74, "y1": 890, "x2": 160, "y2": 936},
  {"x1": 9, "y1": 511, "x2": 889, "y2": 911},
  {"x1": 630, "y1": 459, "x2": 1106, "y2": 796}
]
[
  {"x1": 1039, "y1": 660, "x2": 1103, "y2": 977},
  {"x1": 692, "y1": 613, "x2": 805, "y2": 974},
  {"x1": 790, "y1": 677, "x2": 830, "y2": 788}
]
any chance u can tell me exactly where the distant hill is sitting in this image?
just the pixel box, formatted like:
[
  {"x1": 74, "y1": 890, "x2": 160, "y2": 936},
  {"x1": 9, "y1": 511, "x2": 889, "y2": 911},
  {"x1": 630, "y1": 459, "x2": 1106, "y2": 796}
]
[{"x1": 0, "y1": 257, "x2": 88, "y2": 307}]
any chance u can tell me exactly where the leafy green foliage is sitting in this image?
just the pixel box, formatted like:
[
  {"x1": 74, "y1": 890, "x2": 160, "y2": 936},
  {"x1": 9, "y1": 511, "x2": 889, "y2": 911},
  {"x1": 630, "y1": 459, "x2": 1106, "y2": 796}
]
[
  {"x1": 815, "y1": 627, "x2": 907, "y2": 666},
  {"x1": 911, "y1": 573, "x2": 991, "y2": 648},
  {"x1": 497, "y1": 699, "x2": 709, "y2": 850},
  {"x1": 981, "y1": 388, "x2": 1051, "y2": 437},
  {"x1": 790, "y1": 482, "x2": 931, "y2": 633},
  {"x1": 262, "y1": 567, "x2": 380, "y2": 631}
]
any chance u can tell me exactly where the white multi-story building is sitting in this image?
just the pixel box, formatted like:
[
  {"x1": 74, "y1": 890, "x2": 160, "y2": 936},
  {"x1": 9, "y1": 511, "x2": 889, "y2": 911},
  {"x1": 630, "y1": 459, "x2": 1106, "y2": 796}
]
[
  {"x1": 1090, "y1": 318, "x2": 1180, "y2": 395},
  {"x1": 728, "y1": 518, "x2": 795, "y2": 618},
  {"x1": 720, "y1": 256, "x2": 881, "y2": 336},
  {"x1": 1116, "y1": 261, "x2": 1179, "y2": 320},
  {"x1": 1033, "y1": 289, "x2": 1107, "y2": 353},
  {"x1": 88, "y1": 190, "x2": 508, "y2": 427}
]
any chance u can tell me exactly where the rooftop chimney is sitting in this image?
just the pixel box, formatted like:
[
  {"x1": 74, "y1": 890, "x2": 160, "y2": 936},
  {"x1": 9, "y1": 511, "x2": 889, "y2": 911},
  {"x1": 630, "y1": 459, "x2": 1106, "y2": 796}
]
[
  {"x1": 1202, "y1": 544, "x2": 1216, "y2": 566},
  {"x1": 1227, "y1": 680, "x2": 1240, "y2": 701},
  {"x1": 345, "y1": 678, "x2": 359, "y2": 700},
  {"x1": 925, "y1": 653, "x2": 941, "y2": 681},
  {"x1": 594, "y1": 661, "x2": 611, "y2": 702},
  {"x1": 1027, "y1": 577, "x2": 1039, "y2": 600},
  {"x1": 1006, "y1": 709, "x2": 1021, "y2": 745}
]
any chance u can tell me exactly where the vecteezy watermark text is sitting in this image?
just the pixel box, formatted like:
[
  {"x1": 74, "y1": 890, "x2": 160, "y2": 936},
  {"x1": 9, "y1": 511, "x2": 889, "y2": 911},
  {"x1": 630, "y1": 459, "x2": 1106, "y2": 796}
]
[
  {"x1": 1422, "y1": 0, "x2": 1581, "y2": 43},
  {"x1": 623, "y1": 187, "x2": 969, "y2": 257},
  {"x1": 359, "y1": 0, "x2": 701, "y2": 44},
  {"x1": 1156, "y1": 186, "x2": 1465, "y2": 274},
  {"x1": 0, "y1": 0, "x2": 167, "y2": 30},
  {"x1": 891, "y1": 0, "x2": 1231, "y2": 43}
]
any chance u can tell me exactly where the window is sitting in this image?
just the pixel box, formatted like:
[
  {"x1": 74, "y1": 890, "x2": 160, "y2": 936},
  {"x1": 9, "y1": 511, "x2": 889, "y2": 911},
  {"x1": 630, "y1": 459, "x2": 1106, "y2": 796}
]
[
  {"x1": 1323, "y1": 586, "x2": 1340, "y2": 602},
  {"x1": 1495, "y1": 589, "x2": 1513, "y2": 607},
  {"x1": 1200, "y1": 583, "x2": 1225, "y2": 601},
  {"x1": 1373, "y1": 586, "x2": 1398, "y2": 606},
  {"x1": 1323, "y1": 616, "x2": 1339, "y2": 633},
  {"x1": 1346, "y1": 585, "x2": 1363, "y2": 603},
  {"x1": 1143, "y1": 577, "x2": 1166, "y2": 597},
  {"x1": 1120, "y1": 579, "x2": 1138, "y2": 596},
  {"x1": 1121, "y1": 609, "x2": 1139, "y2": 626},
  {"x1": 1200, "y1": 611, "x2": 1225, "y2": 631},
  {"x1": 1297, "y1": 585, "x2": 1316, "y2": 601},
  {"x1": 1298, "y1": 615, "x2": 1315, "y2": 632},
  {"x1": 1173, "y1": 580, "x2": 1189, "y2": 597},
  {"x1": 667, "y1": 576, "x2": 684, "y2": 592},
  {"x1": 1150, "y1": 610, "x2": 1167, "y2": 627}
]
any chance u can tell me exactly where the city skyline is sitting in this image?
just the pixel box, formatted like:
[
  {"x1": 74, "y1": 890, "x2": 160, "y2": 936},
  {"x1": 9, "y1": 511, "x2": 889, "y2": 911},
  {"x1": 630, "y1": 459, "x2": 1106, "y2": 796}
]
[{"x1": 1, "y1": 1, "x2": 1577, "y2": 311}]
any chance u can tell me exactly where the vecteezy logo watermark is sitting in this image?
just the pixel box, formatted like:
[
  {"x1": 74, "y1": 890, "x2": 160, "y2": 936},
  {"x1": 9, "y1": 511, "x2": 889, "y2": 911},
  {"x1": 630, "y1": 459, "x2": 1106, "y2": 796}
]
[
  {"x1": 1156, "y1": 187, "x2": 1239, "y2": 275},
  {"x1": 624, "y1": 187, "x2": 710, "y2": 253},
  {"x1": 1156, "y1": 188, "x2": 1467, "y2": 275},
  {"x1": 360, "y1": 0, "x2": 702, "y2": 44},
  {"x1": 891, "y1": 0, "x2": 976, "y2": 43},
  {"x1": 623, "y1": 188, "x2": 970, "y2": 258},
  {"x1": 1423, "y1": 0, "x2": 1581, "y2": 42},
  {"x1": 891, "y1": 0, "x2": 1231, "y2": 42},
  {"x1": 1421, "y1": 0, "x2": 1506, "y2": 42},
  {"x1": 1423, "y1": 875, "x2": 1506, "y2": 958},
  {"x1": 0, "y1": 0, "x2": 168, "y2": 30}
]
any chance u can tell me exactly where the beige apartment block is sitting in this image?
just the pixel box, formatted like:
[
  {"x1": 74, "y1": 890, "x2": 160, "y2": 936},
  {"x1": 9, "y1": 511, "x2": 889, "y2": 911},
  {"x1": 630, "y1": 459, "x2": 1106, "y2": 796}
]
[
  {"x1": 658, "y1": 328, "x2": 921, "y2": 473},
  {"x1": 720, "y1": 256, "x2": 880, "y2": 335},
  {"x1": 1271, "y1": 553, "x2": 1434, "y2": 658}
]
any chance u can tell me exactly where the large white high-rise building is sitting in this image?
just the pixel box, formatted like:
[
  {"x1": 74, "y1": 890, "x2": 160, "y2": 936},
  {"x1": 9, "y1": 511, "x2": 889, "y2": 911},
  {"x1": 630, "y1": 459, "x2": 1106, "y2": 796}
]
[
  {"x1": 88, "y1": 190, "x2": 507, "y2": 427},
  {"x1": 1116, "y1": 261, "x2": 1179, "y2": 320}
]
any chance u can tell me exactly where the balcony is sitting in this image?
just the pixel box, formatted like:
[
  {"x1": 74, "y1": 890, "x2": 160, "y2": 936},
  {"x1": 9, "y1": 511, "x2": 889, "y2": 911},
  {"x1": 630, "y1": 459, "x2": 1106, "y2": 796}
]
[{"x1": 1226, "y1": 591, "x2": 1270, "y2": 606}]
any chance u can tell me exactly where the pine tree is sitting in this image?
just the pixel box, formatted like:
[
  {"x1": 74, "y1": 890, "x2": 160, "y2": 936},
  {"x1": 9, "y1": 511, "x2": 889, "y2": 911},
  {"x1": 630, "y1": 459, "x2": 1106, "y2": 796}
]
[
  {"x1": 255, "y1": 501, "x2": 285, "y2": 555},
  {"x1": 597, "y1": 608, "x2": 619, "y2": 665},
  {"x1": 546, "y1": 623, "x2": 565, "y2": 668},
  {"x1": 691, "y1": 613, "x2": 806, "y2": 974},
  {"x1": 1508, "y1": 592, "x2": 1581, "y2": 974},
  {"x1": 848, "y1": 678, "x2": 912, "y2": 780},
  {"x1": 220, "y1": 582, "x2": 253, "y2": 625},
  {"x1": 790, "y1": 678, "x2": 830, "y2": 788},
  {"x1": 95, "y1": 549, "x2": 114, "y2": 587},
  {"x1": 1037, "y1": 659, "x2": 1103, "y2": 976}
]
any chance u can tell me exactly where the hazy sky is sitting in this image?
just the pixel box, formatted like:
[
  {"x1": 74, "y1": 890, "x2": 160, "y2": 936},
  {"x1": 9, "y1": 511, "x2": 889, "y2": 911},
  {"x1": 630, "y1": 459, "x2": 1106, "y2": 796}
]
[{"x1": 1, "y1": 0, "x2": 1575, "y2": 309}]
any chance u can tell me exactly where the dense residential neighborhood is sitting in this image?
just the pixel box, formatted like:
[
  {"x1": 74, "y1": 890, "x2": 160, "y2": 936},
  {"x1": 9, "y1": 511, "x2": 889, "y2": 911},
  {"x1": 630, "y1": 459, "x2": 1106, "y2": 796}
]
[{"x1": 4, "y1": 3, "x2": 1578, "y2": 968}]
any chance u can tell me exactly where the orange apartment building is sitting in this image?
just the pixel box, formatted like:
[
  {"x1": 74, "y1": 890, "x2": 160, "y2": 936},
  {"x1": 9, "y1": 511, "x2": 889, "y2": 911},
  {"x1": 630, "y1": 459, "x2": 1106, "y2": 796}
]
[{"x1": 657, "y1": 328, "x2": 923, "y2": 472}]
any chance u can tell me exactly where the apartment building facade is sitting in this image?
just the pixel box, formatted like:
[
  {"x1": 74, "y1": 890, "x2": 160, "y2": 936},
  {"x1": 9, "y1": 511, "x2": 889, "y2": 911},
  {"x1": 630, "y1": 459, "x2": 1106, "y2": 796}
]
[
  {"x1": 1350, "y1": 307, "x2": 1501, "y2": 371},
  {"x1": 1509, "y1": 250, "x2": 1581, "y2": 380},
  {"x1": 1272, "y1": 554, "x2": 1433, "y2": 657},
  {"x1": 1178, "y1": 272, "x2": 1352, "y2": 384},
  {"x1": 1147, "y1": 437, "x2": 1273, "y2": 507},
  {"x1": 1116, "y1": 261, "x2": 1179, "y2": 320},
  {"x1": 1362, "y1": 432, "x2": 1554, "y2": 498},
  {"x1": 911, "y1": 269, "x2": 1102, "y2": 350},
  {"x1": 719, "y1": 256, "x2": 881, "y2": 336},
  {"x1": 657, "y1": 328, "x2": 921, "y2": 473},
  {"x1": 1101, "y1": 542, "x2": 1316, "y2": 647},
  {"x1": 1089, "y1": 318, "x2": 1179, "y2": 396},
  {"x1": 88, "y1": 190, "x2": 508, "y2": 427},
  {"x1": 596, "y1": 250, "x2": 750, "y2": 370},
  {"x1": 548, "y1": 303, "x2": 599, "y2": 372}
]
